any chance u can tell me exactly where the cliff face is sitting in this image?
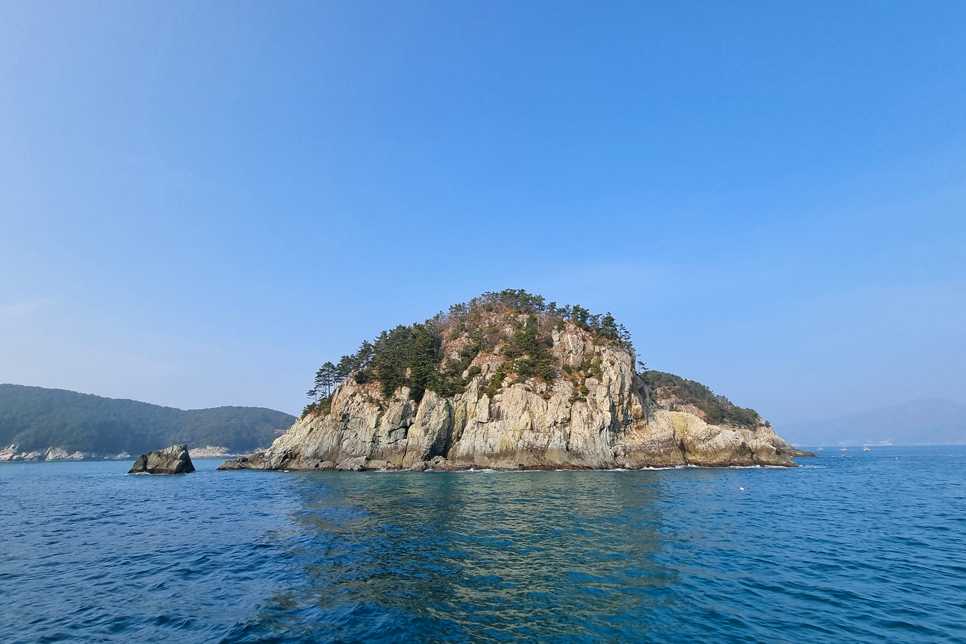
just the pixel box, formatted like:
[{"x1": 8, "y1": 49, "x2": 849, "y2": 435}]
[{"x1": 221, "y1": 316, "x2": 802, "y2": 471}]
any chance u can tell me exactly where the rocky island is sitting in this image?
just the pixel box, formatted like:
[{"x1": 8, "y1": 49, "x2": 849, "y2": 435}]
[
  {"x1": 129, "y1": 444, "x2": 195, "y2": 474},
  {"x1": 221, "y1": 291, "x2": 809, "y2": 472}
]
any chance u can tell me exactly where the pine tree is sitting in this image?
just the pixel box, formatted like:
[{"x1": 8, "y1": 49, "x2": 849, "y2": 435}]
[
  {"x1": 318, "y1": 362, "x2": 337, "y2": 397},
  {"x1": 313, "y1": 368, "x2": 325, "y2": 399}
]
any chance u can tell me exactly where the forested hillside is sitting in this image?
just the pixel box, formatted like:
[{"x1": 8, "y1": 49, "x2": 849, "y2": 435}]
[
  {"x1": 300, "y1": 289, "x2": 762, "y2": 429},
  {"x1": 0, "y1": 384, "x2": 294, "y2": 455},
  {"x1": 302, "y1": 289, "x2": 632, "y2": 417}
]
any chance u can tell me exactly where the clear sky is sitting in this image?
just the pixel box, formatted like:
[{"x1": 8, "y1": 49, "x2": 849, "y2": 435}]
[{"x1": 1, "y1": 1, "x2": 964, "y2": 428}]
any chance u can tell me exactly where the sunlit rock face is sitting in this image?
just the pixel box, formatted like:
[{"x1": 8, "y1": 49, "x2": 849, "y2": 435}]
[{"x1": 220, "y1": 317, "x2": 801, "y2": 472}]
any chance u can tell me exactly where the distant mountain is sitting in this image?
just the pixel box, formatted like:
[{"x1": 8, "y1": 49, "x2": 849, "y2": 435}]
[
  {"x1": 0, "y1": 384, "x2": 295, "y2": 456},
  {"x1": 779, "y1": 399, "x2": 966, "y2": 446}
]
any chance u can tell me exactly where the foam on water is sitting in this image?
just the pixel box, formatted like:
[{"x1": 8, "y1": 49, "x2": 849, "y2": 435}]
[{"x1": 2, "y1": 446, "x2": 964, "y2": 643}]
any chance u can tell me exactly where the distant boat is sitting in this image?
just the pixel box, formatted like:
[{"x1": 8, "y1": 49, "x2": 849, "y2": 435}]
[
  {"x1": 817, "y1": 448, "x2": 824, "y2": 451},
  {"x1": 863, "y1": 446, "x2": 870, "y2": 451},
  {"x1": 840, "y1": 448, "x2": 847, "y2": 451}
]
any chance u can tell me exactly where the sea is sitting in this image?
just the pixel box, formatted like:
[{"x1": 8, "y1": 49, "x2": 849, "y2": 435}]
[{"x1": 1, "y1": 446, "x2": 964, "y2": 643}]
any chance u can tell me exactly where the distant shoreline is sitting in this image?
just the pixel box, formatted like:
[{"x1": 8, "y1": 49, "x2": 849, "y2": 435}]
[{"x1": 0, "y1": 445, "x2": 256, "y2": 463}]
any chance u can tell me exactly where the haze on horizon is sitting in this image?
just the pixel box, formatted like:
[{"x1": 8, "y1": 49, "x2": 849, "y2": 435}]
[{"x1": 1, "y1": 1, "x2": 964, "y2": 435}]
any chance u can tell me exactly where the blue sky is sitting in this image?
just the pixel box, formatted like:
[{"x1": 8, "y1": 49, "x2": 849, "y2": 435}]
[{"x1": 1, "y1": 1, "x2": 964, "y2": 428}]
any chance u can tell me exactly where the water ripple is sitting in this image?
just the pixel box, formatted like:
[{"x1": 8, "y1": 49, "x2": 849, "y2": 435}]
[{"x1": 2, "y1": 447, "x2": 965, "y2": 643}]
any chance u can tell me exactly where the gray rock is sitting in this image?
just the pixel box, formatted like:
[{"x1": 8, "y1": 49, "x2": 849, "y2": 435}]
[{"x1": 128, "y1": 444, "x2": 195, "y2": 474}]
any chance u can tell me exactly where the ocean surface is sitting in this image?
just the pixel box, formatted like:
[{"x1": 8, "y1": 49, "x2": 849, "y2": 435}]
[{"x1": 2, "y1": 447, "x2": 964, "y2": 643}]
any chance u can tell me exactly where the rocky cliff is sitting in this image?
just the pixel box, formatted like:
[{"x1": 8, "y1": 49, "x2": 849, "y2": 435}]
[{"x1": 221, "y1": 294, "x2": 804, "y2": 471}]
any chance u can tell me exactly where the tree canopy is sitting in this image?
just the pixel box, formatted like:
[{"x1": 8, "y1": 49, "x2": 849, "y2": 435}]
[
  {"x1": 642, "y1": 371, "x2": 762, "y2": 428},
  {"x1": 300, "y1": 290, "x2": 763, "y2": 429},
  {"x1": 303, "y1": 289, "x2": 634, "y2": 416}
]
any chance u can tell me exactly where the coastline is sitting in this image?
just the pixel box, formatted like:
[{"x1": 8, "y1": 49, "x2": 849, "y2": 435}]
[{"x1": 0, "y1": 444, "x2": 255, "y2": 463}]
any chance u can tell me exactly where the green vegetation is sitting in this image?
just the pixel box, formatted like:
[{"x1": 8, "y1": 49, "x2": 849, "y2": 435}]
[
  {"x1": 305, "y1": 289, "x2": 634, "y2": 414},
  {"x1": 300, "y1": 291, "x2": 765, "y2": 429},
  {"x1": 642, "y1": 371, "x2": 761, "y2": 428},
  {"x1": 500, "y1": 314, "x2": 557, "y2": 382},
  {"x1": 0, "y1": 384, "x2": 295, "y2": 454},
  {"x1": 307, "y1": 362, "x2": 338, "y2": 402}
]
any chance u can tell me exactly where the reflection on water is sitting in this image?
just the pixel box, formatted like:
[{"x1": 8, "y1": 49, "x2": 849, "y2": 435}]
[
  {"x1": 243, "y1": 472, "x2": 673, "y2": 642},
  {"x1": 3, "y1": 448, "x2": 965, "y2": 644}
]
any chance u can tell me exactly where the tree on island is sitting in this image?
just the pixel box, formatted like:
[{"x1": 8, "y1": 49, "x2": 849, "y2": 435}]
[
  {"x1": 314, "y1": 362, "x2": 338, "y2": 398},
  {"x1": 297, "y1": 290, "x2": 761, "y2": 429},
  {"x1": 303, "y1": 290, "x2": 636, "y2": 413}
]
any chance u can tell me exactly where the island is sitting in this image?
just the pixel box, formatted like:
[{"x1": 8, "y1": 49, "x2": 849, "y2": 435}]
[
  {"x1": 129, "y1": 444, "x2": 195, "y2": 474},
  {"x1": 220, "y1": 290, "x2": 810, "y2": 472}
]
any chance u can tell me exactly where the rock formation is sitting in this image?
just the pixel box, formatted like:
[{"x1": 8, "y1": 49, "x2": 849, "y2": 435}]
[
  {"x1": 221, "y1": 293, "x2": 807, "y2": 472},
  {"x1": 0, "y1": 444, "x2": 115, "y2": 462},
  {"x1": 129, "y1": 444, "x2": 195, "y2": 474},
  {"x1": 188, "y1": 445, "x2": 249, "y2": 459}
]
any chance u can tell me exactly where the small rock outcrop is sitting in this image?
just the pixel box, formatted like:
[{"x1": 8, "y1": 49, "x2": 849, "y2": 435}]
[
  {"x1": 220, "y1": 292, "x2": 807, "y2": 473},
  {"x1": 188, "y1": 445, "x2": 249, "y2": 459},
  {"x1": 129, "y1": 444, "x2": 195, "y2": 474},
  {"x1": 0, "y1": 444, "x2": 98, "y2": 462}
]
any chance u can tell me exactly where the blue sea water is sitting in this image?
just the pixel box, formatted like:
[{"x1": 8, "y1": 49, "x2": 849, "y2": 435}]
[{"x1": 1, "y1": 447, "x2": 964, "y2": 643}]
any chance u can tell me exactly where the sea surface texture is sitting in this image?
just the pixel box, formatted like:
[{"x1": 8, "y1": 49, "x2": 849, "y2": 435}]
[{"x1": 2, "y1": 447, "x2": 964, "y2": 643}]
